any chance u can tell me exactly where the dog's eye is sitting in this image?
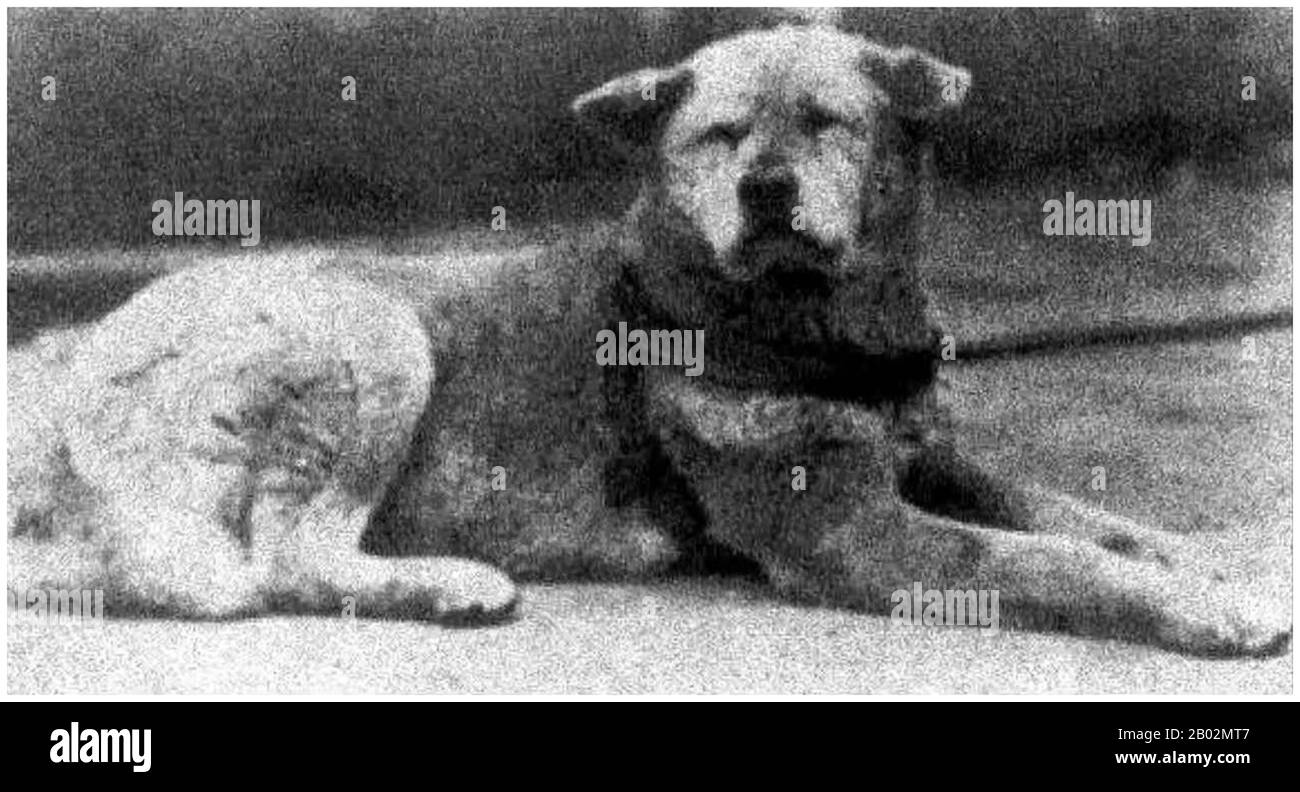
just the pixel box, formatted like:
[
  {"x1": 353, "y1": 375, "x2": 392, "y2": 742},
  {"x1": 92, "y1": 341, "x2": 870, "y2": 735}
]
[{"x1": 699, "y1": 122, "x2": 748, "y2": 148}]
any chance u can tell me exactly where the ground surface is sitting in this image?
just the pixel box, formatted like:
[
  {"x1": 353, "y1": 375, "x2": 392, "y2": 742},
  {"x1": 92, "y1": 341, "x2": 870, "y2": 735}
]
[
  {"x1": 8, "y1": 329, "x2": 1291, "y2": 694},
  {"x1": 7, "y1": 176, "x2": 1292, "y2": 694}
]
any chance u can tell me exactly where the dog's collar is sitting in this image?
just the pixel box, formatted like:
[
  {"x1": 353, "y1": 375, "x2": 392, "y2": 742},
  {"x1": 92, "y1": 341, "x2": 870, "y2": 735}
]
[{"x1": 613, "y1": 265, "x2": 939, "y2": 408}]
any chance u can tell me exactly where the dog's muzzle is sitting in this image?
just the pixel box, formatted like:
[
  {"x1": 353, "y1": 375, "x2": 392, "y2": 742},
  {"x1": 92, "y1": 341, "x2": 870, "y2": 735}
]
[
  {"x1": 735, "y1": 168, "x2": 839, "y2": 292},
  {"x1": 739, "y1": 233, "x2": 837, "y2": 294}
]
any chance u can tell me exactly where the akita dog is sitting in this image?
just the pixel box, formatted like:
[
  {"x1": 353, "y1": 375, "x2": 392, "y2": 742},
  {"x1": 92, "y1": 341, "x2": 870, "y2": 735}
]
[{"x1": 8, "y1": 26, "x2": 1289, "y2": 655}]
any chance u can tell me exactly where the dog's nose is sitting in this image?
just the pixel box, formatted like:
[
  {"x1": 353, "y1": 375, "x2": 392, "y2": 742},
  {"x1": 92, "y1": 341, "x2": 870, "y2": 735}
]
[{"x1": 738, "y1": 168, "x2": 798, "y2": 227}]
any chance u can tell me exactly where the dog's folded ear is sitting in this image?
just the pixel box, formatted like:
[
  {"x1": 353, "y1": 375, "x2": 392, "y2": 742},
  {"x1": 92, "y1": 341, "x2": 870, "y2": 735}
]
[
  {"x1": 861, "y1": 45, "x2": 971, "y2": 119},
  {"x1": 572, "y1": 67, "x2": 693, "y2": 145}
]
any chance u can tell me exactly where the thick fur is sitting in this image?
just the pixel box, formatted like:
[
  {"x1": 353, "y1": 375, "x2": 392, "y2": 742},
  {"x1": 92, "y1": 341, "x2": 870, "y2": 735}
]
[{"x1": 8, "y1": 26, "x2": 1290, "y2": 654}]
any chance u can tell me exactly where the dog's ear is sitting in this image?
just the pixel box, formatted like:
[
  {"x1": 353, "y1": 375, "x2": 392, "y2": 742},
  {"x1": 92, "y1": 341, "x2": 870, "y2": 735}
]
[
  {"x1": 572, "y1": 66, "x2": 693, "y2": 145},
  {"x1": 861, "y1": 45, "x2": 970, "y2": 119}
]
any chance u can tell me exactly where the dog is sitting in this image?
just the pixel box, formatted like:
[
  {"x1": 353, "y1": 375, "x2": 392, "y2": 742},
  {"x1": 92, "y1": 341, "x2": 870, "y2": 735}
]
[{"x1": 7, "y1": 26, "x2": 1290, "y2": 655}]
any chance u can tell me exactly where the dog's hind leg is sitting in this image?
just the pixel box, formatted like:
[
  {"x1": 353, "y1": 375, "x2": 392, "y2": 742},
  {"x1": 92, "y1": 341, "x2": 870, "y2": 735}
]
[
  {"x1": 48, "y1": 260, "x2": 515, "y2": 622},
  {"x1": 6, "y1": 328, "x2": 173, "y2": 611},
  {"x1": 258, "y1": 490, "x2": 518, "y2": 623}
]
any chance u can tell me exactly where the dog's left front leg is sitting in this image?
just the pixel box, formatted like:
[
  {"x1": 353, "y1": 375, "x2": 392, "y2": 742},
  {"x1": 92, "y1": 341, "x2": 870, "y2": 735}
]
[
  {"x1": 900, "y1": 441, "x2": 1264, "y2": 584},
  {"x1": 856, "y1": 503, "x2": 1291, "y2": 656},
  {"x1": 704, "y1": 480, "x2": 1291, "y2": 656},
  {"x1": 654, "y1": 384, "x2": 1289, "y2": 655},
  {"x1": 892, "y1": 443, "x2": 1289, "y2": 654}
]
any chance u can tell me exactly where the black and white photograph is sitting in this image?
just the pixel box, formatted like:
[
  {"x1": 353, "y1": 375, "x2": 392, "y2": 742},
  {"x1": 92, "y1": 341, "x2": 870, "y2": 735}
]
[{"x1": 5, "y1": 5, "x2": 1293, "y2": 697}]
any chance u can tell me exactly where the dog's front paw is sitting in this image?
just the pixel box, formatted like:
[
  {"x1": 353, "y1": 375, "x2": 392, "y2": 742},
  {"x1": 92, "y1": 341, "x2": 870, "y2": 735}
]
[
  {"x1": 434, "y1": 558, "x2": 520, "y2": 625},
  {"x1": 1154, "y1": 579, "x2": 1291, "y2": 658},
  {"x1": 371, "y1": 558, "x2": 519, "y2": 626}
]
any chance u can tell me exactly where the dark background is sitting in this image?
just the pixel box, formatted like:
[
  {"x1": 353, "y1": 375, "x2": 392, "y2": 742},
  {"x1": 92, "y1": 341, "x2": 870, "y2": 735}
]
[{"x1": 7, "y1": 6, "x2": 1292, "y2": 252}]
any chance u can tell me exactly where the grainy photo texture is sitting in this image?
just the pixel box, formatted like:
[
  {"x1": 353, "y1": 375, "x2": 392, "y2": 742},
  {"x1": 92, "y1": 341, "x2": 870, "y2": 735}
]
[{"x1": 6, "y1": 7, "x2": 1293, "y2": 694}]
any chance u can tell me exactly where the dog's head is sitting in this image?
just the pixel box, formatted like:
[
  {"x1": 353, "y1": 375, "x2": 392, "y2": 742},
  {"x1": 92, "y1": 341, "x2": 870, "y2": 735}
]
[{"x1": 574, "y1": 26, "x2": 969, "y2": 294}]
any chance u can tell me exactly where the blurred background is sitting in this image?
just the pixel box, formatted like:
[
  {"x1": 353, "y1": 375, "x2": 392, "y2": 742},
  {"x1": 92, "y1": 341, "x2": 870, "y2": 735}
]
[
  {"x1": 8, "y1": 6, "x2": 1291, "y2": 250},
  {"x1": 5, "y1": 7, "x2": 1293, "y2": 349}
]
